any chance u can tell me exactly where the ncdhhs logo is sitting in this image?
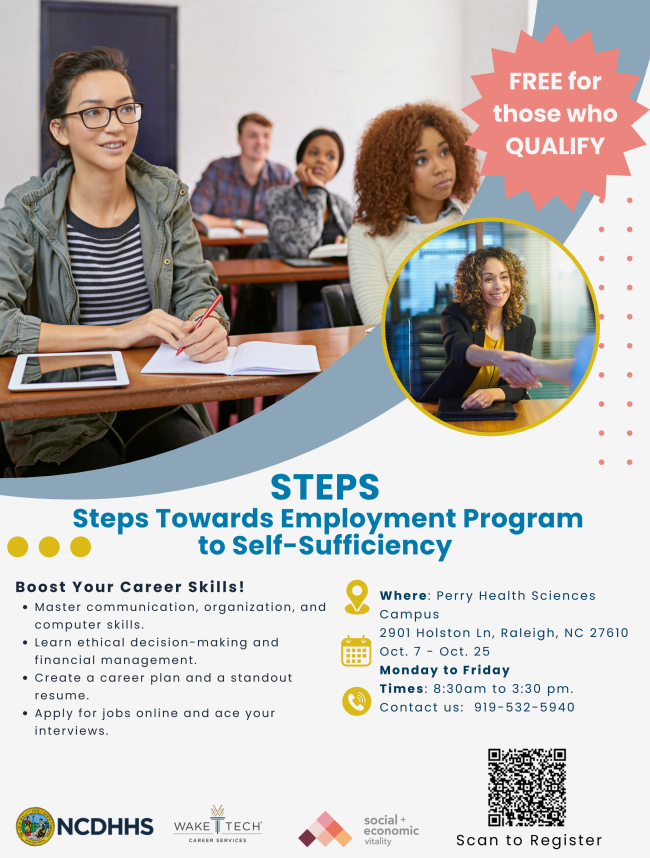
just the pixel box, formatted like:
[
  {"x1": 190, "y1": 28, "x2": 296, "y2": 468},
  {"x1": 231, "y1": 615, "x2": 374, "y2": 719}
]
[
  {"x1": 16, "y1": 808, "x2": 54, "y2": 846},
  {"x1": 16, "y1": 807, "x2": 153, "y2": 844}
]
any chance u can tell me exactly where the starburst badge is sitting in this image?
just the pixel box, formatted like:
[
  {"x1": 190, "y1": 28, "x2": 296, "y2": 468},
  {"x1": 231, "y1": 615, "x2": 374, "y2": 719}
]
[{"x1": 463, "y1": 25, "x2": 648, "y2": 209}]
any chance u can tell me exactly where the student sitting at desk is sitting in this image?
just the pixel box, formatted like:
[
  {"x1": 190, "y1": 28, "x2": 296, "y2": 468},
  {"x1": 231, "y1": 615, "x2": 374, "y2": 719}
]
[
  {"x1": 264, "y1": 129, "x2": 354, "y2": 329},
  {"x1": 419, "y1": 247, "x2": 538, "y2": 408},
  {"x1": 348, "y1": 102, "x2": 481, "y2": 325},
  {"x1": 0, "y1": 48, "x2": 229, "y2": 477},
  {"x1": 190, "y1": 113, "x2": 296, "y2": 233}
]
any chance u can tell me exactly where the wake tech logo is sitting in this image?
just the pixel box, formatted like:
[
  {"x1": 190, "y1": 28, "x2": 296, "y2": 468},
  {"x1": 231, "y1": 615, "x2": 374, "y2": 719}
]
[
  {"x1": 211, "y1": 805, "x2": 226, "y2": 834},
  {"x1": 174, "y1": 805, "x2": 263, "y2": 843}
]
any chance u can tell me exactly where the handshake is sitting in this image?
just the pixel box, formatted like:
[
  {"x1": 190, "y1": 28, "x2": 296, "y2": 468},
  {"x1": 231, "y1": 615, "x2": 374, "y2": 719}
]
[
  {"x1": 499, "y1": 352, "x2": 573, "y2": 388},
  {"x1": 460, "y1": 349, "x2": 576, "y2": 411}
]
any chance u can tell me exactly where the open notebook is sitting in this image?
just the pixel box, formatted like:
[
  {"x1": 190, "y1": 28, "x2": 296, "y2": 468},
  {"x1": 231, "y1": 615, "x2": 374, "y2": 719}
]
[
  {"x1": 204, "y1": 226, "x2": 268, "y2": 238},
  {"x1": 193, "y1": 217, "x2": 268, "y2": 239},
  {"x1": 141, "y1": 342, "x2": 321, "y2": 376},
  {"x1": 308, "y1": 243, "x2": 348, "y2": 259}
]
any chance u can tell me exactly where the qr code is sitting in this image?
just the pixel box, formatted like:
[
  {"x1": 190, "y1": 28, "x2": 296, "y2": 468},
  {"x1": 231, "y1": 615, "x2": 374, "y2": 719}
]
[{"x1": 488, "y1": 748, "x2": 566, "y2": 827}]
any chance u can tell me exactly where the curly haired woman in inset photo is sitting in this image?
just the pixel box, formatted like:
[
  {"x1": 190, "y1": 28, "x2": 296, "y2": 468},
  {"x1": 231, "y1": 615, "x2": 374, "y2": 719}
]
[
  {"x1": 348, "y1": 102, "x2": 481, "y2": 325},
  {"x1": 419, "y1": 246, "x2": 538, "y2": 409}
]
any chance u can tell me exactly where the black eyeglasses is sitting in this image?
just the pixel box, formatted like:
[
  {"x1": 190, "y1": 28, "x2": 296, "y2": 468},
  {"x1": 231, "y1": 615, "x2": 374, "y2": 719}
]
[{"x1": 59, "y1": 102, "x2": 144, "y2": 129}]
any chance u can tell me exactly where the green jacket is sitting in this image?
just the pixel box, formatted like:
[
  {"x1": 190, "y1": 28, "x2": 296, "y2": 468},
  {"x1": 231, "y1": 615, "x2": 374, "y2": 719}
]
[{"x1": 0, "y1": 154, "x2": 229, "y2": 476}]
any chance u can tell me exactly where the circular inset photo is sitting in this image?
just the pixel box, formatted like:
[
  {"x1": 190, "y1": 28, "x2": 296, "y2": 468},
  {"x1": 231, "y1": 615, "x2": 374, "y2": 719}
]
[{"x1": 382, "y1": 218, "x2": 598, "y2": 434}]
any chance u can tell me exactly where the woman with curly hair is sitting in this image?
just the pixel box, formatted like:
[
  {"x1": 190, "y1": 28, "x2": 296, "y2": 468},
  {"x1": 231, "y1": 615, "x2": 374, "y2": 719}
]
[
  {"x1": 348, "y1": 102, "x2": 481, "y2": 325},
  {"x1": 419, "y1": 246, "x2": 539, "y2": 408}
]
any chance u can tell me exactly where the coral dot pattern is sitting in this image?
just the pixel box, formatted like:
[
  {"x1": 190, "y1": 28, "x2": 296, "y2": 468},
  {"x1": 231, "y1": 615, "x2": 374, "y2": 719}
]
[{"x1": 587, "y1": 183, "x2": 637, "y2": 466}]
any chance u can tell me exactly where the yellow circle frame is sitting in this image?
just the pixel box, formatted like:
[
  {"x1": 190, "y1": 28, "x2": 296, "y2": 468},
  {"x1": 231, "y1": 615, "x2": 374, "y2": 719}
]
[{"x1": 380, "y1": 217, "x2": 600, "y2": 437}]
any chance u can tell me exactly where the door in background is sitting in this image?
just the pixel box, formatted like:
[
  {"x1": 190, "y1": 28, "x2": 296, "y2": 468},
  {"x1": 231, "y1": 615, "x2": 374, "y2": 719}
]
[{"x1": 41, "y1": 1, "x2": 177, "y2": 173}]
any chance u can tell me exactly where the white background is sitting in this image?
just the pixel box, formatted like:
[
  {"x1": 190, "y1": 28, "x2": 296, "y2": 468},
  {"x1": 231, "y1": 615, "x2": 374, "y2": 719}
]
[
  {"x1": 0, "y1": 0, "x2": 531, "y2": 203},
  {"x1": 0, "y1": 378, "x2": 645, "y2": 855},
  {"x1": 2, "y1": 3, "x2": 649, "y2": 855},
  {"x1": 0, "y1": 105, "x2": 647, "y2": 845}
]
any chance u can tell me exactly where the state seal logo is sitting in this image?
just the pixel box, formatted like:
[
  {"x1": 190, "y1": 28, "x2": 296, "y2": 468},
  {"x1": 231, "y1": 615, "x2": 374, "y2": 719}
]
[{"x1": 16, "y1": 808, "x2": 54, "y2": 846}]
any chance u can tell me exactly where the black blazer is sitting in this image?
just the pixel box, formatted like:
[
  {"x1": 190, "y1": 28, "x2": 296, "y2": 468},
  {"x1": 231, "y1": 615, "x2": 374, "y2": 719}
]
[{"x1": 419, "y1": 302, "x2": 536, "y2": 403}]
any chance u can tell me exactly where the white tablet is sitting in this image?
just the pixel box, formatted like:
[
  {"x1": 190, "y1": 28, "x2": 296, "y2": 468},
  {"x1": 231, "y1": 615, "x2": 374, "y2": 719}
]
[{"x1": 8, "y1": 351, "x2": 129, "y2": 391}]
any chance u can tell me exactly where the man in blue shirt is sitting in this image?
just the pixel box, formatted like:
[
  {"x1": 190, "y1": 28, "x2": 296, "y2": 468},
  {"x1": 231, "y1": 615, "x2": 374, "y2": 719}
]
[{"x1": 191, "y1": 113, "x2": 296, "y2": 232}]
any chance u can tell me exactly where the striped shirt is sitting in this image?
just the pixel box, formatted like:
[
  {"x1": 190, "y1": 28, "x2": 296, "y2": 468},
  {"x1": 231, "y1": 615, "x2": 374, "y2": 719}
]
[{"x1": 66, "y1": 204, "x2": 152, "y2": 327}]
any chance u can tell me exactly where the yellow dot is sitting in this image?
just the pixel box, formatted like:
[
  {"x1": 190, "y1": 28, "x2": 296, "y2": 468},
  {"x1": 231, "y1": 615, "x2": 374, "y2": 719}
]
[
  {"x1": 7, "y1": 537, "x2": 28, "y2": 557},
  {"x1": 70, "y1": 537, "x2": 91, "y2": 558},
  {"x1": 39, "y1": 537, "x2": 60, "y2": 558}
]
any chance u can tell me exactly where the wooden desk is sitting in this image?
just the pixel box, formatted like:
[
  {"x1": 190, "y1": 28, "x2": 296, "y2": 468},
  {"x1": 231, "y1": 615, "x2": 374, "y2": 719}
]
[
  {"x1": 199, "y1": 234, "x2": 261, "y2": 260},
  {"x1": 0, "y1": 327, "x2": 366, "y2": 421},
  {"x1": 212, "y1": 258, "x2": 350, "y2": 332},
  {"x1": 421, "y1": 399, "x2": 563, "y2": 433},
  {"x1": 200, "y1": 234, "x2": 260, "y2": 248}
]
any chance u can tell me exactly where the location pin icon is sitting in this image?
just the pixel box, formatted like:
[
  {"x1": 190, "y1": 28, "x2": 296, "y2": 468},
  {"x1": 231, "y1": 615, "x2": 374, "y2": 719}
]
[{"x1": 345, "y1": 580, "x2": 369, "y2": 614}]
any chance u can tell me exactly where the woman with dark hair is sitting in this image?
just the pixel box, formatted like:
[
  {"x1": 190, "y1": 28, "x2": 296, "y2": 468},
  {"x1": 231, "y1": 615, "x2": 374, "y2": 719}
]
[
  {"x1": 348, "y1": 102, "x2": 481, "y2": 325},
  {"x1": 0, "y1": 48, "x2": 229, "y2": 476},
  {"x1": 420, "y1": 247, "x2": 539, "y2": 408},
  {"x1": 263, "y1": 129, "x2": 354, "y2": 328}
]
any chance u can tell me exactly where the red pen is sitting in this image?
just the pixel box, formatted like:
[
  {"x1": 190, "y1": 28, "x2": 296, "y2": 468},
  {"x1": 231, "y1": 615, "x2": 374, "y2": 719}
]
[{"x1": 175, "y1": 294, "x2": 224, "y2": 356}]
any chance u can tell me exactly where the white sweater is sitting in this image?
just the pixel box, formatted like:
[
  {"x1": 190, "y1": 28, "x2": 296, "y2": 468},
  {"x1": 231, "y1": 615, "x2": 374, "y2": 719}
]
[{"x1": 347, "y1": 201, "x2": 467, "y2": 325}]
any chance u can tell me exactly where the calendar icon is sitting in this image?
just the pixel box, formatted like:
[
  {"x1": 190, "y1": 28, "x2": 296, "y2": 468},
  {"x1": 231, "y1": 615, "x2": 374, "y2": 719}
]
[{"x1": 341, "y1": 635, "x2": 371, "y2": 666}]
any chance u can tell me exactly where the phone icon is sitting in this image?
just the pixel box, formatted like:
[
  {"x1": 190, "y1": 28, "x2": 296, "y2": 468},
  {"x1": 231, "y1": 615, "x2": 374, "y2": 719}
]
[
  {"x1": 348, "y1": 693, "x2": 365, "y2": 711},
  {"x1": 342, "y1": 686, "x2": 372, "y2": 716}
]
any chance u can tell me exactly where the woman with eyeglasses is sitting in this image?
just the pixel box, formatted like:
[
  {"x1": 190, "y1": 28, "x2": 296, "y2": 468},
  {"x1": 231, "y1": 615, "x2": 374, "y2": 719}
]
[{"x1": 0, "y1": 48, "x2": 229, "y2": 477}]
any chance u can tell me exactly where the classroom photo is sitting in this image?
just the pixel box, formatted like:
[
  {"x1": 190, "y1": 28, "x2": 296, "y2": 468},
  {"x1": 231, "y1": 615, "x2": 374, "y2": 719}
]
[
  {"x1": 382, "y1": 218, "x2": 598, "y2": 434},
  {"x1": 0, "y1": 0, "x2": 534, "y2": 476}
]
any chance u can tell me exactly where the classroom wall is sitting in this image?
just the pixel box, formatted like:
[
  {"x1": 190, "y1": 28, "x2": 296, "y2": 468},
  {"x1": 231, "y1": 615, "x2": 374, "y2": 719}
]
[
  {"x1": 463, "y1": 0, "x2": 531, "y2": 114},
  {"x1": 0, "y1": 0, "x2": 529, "y2": 205},
  {"x1": 0, "y1": 2, "x2": 41, "y2": 203}
]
